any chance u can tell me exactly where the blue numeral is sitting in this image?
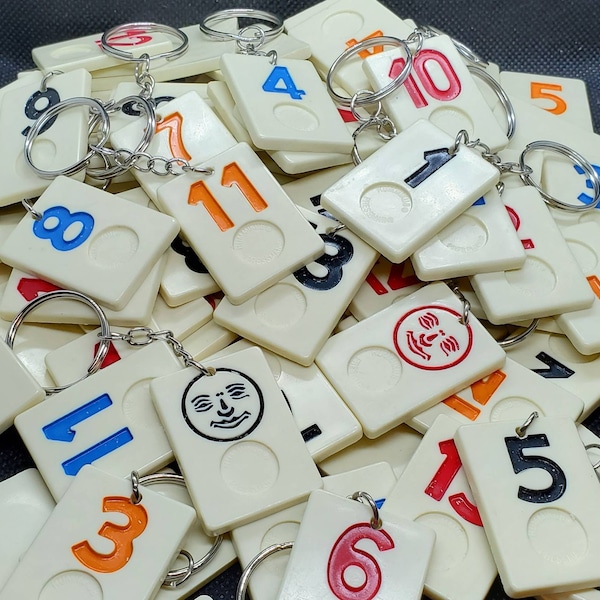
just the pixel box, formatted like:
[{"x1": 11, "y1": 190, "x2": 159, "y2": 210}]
[
  {"x1": 574, "y1": 163, "x2": 600, "y2": 208},
  {"x1": 42, "y1": 393, "x2": 133, "y2": 476},
  {"x1": 262, "y1": 66, "x2": 306, "y2": 100},
  {"x1": 33, "y1": 206, "x2": 94, "y2": 251}
]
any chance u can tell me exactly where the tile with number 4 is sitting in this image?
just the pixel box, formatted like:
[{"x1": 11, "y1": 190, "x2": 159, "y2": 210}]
[
  {"x1": 0, "y1": 177, "x2": 178, "y2": 310},
  {"x1": 158, "y1": 143, "x2": 324, "y2": 305}
]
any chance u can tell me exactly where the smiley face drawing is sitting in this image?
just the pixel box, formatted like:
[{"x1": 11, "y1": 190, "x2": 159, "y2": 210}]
[
  {"x1": 181, "y1": 368, "x2": 265, "y2": 442},
  {"x1": 393, "y1": 305, "x2": 473, "y2": 370}
]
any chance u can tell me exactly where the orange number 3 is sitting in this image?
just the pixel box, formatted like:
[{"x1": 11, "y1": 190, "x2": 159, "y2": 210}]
[{"x1": 71, "y1": 496, "x2": 148, "y2": 573}]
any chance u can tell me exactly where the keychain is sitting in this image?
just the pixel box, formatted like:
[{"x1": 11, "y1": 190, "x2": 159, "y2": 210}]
[
  {"x1": 455, "y1": 412, "x2": 600, "y2": 597},
  {"x1": 240, "y1": 489, "x2": 435, "y2": 600}
]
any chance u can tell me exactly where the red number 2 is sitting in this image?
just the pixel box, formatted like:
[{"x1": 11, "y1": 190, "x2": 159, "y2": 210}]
[{"x1": 327, "y1": 523, "x2": 395, "y2": 600}]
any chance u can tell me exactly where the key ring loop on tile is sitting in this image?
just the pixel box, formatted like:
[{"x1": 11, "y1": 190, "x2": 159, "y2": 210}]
[
  {"x1": 496, "y1": 319, "x2": 539, "y2": 348},
  {"x1": 467, "y1": 66, "x2": 516, "y2": 139},
  {"x1": 350, "y1": 491, "x2": 382, "y2": 529},
  {"x1": 5, "y1": 290, "x2": 112, "y2": 395},
  {"x1": 200, "y1": 9, "x2": 283, "y2": 44},
  {"x1": 24, "y1": 97, "x2": 111, "y2": 179},
  {"x1": 101, "y1": 22, "x2": 189, "y2": 63},
  {"x1": 327, "y1": 36, "x2": 413, "y2": 107},
  {"x1": 585, "y1": 444, "x2": 600, "y2": 471},
  {"x1": 87, "y1": 95, "x2": 156, "y2": 180},
  {"x1": 419, "y1": 24, "x2": 489, "y2": 66},
  {"x1": 236, "y1": 542, "x2": 294, "y2": 600},
  {"x1": 137, "y1": 472, "x2": 224, "y2": 586},
  {"x1": 519, "y1": 140, "x2": 600, "y2": 211}
]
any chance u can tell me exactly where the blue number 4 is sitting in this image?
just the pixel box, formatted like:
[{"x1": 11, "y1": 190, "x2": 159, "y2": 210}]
[
  {"x1": 42, "y1": 393, "x2": 133, "y2": 476},
  {"x1": 262, "y1": 66, "x2": 306, "y2": 100},
  {"x1": 574, "y1": 163, "x2": 600, "y2": 208}
]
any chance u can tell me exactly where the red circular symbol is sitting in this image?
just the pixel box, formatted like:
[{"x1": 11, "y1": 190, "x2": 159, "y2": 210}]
[{"x1": 393, "y1": 305, "x2": 473, "y2": 370}]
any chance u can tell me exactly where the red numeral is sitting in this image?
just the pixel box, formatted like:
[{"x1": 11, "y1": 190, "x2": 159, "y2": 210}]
[
  {"x1": 365, "y1": 260, "x2": 420, "y2": 295},
  {"x1": 94, "y1": 28, "x2": 153, "y2": 48},
  {"x1": 424, "y1": 439, "x2": 482, "y2": 526},
  {"x1": 94, "y1": 341, "x2": 121, "y2": 369},
  {"x1": 187, "y1": 162, "x2": 268, "y2": 231},
  {"x1": 156, "y1": 112, "x2": 191, "y2": 161},
  {"x1": 17, "y1": 277, "x2": 61, "y2": 301},
  {"x1": 345, "y1": 30, "x2": 384, "y2": 59},
  {"x1": 72, "y1": 496, "x2": 148, "y2": 573},
  {"x1": 327, "y1": 523, "x2": 394, "y2": 600},
  {"x1": 388, "y1": 49, "x2": 462, "y2": 108},
  {"x1": 505, "y1": 205, "x2": 535, "y2": 249}
]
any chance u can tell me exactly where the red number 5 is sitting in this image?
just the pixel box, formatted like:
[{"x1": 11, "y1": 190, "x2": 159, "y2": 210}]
[{"x1": 327, "y1": 523, "x2": 395, "y2": 600}]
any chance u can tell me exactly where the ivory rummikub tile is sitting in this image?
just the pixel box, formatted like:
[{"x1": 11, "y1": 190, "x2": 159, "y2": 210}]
[
  {"x1": 0, "y1": 176, "x2": 178, "y2": 310},
  {"x1": 384, "y1": 415, "x2": 497, "y2": 600},
  {"x1": 0, "y1": 469, "x2": 55, "y2": 589},
  {"x1": 555, "y1": 223, "x2": 600, "y2": 354},
  {"x1": 151, "y1": 347, "x2": 322, "y2": 535},
  {"x1": 277, "y1": 489, "x2": 435, "y2": 600},
  {"x1": 322, "y1": 461, "x2": 397, "y2": 504},
  {"x1": 470, "y1": 186, "x2": 594, "y2": 324},
  {"x1": 411, "y1": 187, "x2": 526, "y2": 281},
  {"x1": 220, "y1": 53, "x2": 353, "y2": 153},
  {"x1": 409, "y1": 357, "x2": 584, "y2": 434},
  {"x1": 285, "y1": 0, "x2": 414, "y2": 95},
  {"x1": 110, "y1": 91, "x2": 238, "y2": 203},
  {"x1": 0, "y1": 69, "x2": 90, "y2": 207},
  {"x1": 364, "y1": 35, "x2": 508, "y2": 151},
  {"x1": 455, "y1": 417, "x2": 600, "y2": 597},
  {"x1": 213, "y1": 208, "x2": 378, "y2": 365},
  {"x1": 158, "y1": 142, "x2": 325, "y2": 305},
  {"x1": 320, "y1": 119, "x2": 499, "y2": 263},
  {"x1": 16, "y1": 343, "x2": 182, "y2": 500},
  {"x1": 505, "y1": 329, "x2": 600, "y2": 421},
  {"x1": 208, "y1": 339, "x2": 363, "y2": 462},
  {"x1": 0, "y1": 465, "x2": 195, "y2": 600},
  {"x1": 539, "y1": 590, "x2": 600, "y2": 600},
  {"x1": 315, "y1": 281, "x2": 506, "y2": 438}
]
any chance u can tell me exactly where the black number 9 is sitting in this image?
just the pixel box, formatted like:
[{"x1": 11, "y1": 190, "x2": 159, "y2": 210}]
[{"x1": 21, "y1": 87, "x2": 61, "y2": 136}]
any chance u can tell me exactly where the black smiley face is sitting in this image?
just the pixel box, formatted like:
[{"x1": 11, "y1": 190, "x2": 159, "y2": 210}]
[{"x1": 181, "y1": 368, "x2": 265, "y2": 442}]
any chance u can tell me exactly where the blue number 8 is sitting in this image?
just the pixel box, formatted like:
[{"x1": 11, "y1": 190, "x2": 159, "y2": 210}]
[{"x1": 33, "y1": 206, "x2": 94, "y2": 251}]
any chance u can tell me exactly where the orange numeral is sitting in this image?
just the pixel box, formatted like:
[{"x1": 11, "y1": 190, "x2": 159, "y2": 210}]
[
  {"x1": 187, "y1": 162, "x2": 268, "y2": 231},
  {"x1": 156, "y1": 112, "x2": 191, "y2": 161},
  {"x1": 72, "y1": 496, "x2": 148, "y2": 573},
  {"x1": 345, "y1": 30, "x2": 384, "y2": 59},
  {"x1": 587, "y1": 275, "x2": 600, "y2": 300},
  {"x1": 530, "y1": 82, "x2": 567, "y2": 115},
  {"x1": 443, "y1": 370, "x2": 506, "y2": 421}
]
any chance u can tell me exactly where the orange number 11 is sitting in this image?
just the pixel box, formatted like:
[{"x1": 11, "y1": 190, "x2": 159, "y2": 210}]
[{"x1": 188, "y1": 162, "x2": 268, "y2": 231}]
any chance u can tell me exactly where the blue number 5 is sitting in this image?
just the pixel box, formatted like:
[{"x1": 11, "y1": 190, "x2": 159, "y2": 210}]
[
  {"x1": 33, "y1": 206, "x2": 94, "y2": 251},
  {"x1": 262, "y1": 66, "x2": 306, "y2": 100}
]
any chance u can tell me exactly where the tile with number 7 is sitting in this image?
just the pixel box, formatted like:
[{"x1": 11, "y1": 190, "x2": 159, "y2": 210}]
[{"x1": 0, "y1": 177, "x2": 179, "y2": 310}]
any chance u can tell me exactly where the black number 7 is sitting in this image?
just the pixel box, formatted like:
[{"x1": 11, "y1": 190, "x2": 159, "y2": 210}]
[{"x1": 504, "y1": 434, "x2": 567, "y2": 504}]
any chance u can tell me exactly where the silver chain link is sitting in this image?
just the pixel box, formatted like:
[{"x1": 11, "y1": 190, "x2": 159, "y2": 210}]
[{"x1": 101, "y1": 327, "x2": 216, "y2": 376}]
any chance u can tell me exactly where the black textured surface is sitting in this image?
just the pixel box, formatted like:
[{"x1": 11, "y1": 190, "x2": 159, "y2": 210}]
[{"x1": 1, "y1": 1, "x2": 598, "y2": 599}]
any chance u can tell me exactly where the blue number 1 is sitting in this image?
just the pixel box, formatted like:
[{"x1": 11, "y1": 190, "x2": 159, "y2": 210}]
[
  {"x1": 262, "y1": 66, "x2": 306, "y2": 100},
  {"x1": 574, "y1": 164, "x2": 600, "y2": 208},
  {"x1": 42, "y1": 393, "x2": 133, "y2": 477},
  {"x1": 33, "y1": 206, "x2": 94, "y2": 251}
]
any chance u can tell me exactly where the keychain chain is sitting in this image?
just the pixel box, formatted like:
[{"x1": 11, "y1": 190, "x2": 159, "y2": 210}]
[{"x1": 100, "y1": 326, "x2": 216, "y2": 376}]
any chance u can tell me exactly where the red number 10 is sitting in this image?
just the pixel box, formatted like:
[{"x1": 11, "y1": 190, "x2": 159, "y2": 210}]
[{"x1": 388, "y1": 49, "x2": 462, "y2": 108}]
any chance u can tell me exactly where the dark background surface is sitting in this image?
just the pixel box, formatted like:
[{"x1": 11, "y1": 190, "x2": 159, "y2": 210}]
[{"x1": 0, "y1": 1, "x2": 598, "y2": 598}]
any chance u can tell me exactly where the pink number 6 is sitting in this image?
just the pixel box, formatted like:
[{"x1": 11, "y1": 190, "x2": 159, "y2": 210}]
[{"x1": 327, "y1": 523, "x2": 395, "y2": 600}]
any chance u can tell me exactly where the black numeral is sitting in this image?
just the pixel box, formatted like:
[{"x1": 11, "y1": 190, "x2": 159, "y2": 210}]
[
  {"x1": 21, "y1": 87, "x2": 61, "y2": 136},
  {"x1": 404, "y1": 148, "x2": 455, "y2": 188},
  {"x1": 532, "y1": 352, "x2": 575, "y2": 379},
  {"x1": 171, "y1": 236, "x2": 208, "y2": 274}
]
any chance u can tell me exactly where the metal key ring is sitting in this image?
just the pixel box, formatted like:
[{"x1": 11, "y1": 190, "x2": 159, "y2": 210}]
[
  {"x1": 496, "y1": 319, "x2": 539, "y2": 348},
  {"x1": 87, "y1": 95, "x2": 156, "y2": 180},
  {"x1": 236, "y1": 542, "x2": 294, "y2": 600},
  {"x1": 326, "y1": 36, "x2": 413, "y2": 107},
  {"x1": 137, "y1": 472, "x2": 224, "y2": 586},
  {"x1": 467, "y1": 66, "x2": 516, "y2": 139},
  {"x1": 101, "y1": 22, "x2": 189, "y2": 63},
  {"x1": 200, "y1": 9, "x2": 283, "y2": 44},
  {"x1": 24, "y1": 97, "x2": 110, "y2": 179},
  {"x1": 5, "y1": 290, "x2": 112, "y2": 395},
  {"x1": 519, "y1": 140, "x2": 600, "y2": 211}
]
